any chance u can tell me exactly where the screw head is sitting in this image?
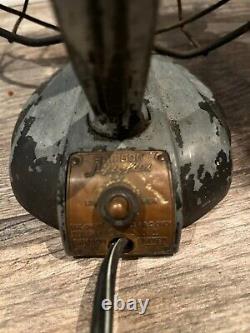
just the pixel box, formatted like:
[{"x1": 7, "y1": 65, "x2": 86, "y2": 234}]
[
  {"x1": 155, "y1": 153, "x2": 165, "y2": 162},
  {"x1": 71, "y1": 156, "x2": 81, "y2": 166}
]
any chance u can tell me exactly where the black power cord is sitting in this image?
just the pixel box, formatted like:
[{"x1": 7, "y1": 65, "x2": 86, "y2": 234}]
[{"x1": 91, "y1": 238, "x2": 129, "y2": 333}]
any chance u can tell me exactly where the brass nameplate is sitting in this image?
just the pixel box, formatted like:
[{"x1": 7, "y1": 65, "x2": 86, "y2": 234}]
[{"x1": 66, "y1": 150, "x2": 175, "y2": 257}]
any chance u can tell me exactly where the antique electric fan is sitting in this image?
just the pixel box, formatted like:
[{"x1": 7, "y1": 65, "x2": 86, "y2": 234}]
[{"x1": 1, "y1": 1, "x2": 249, "y2": 332}]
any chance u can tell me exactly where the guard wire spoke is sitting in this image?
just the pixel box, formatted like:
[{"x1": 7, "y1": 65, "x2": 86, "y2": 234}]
[
  {"x1": 0, "y1": 0, "x2": 249, "y2": 56},
  {"x1": 0, "y1": 1, "x2": 61, "y2": 46},
  {"x1": 154, "y1": 21, "x2": 250, "y2": 59},
  {"x1": 155, "y1": 0, "x2": 231, "y2": 34},
  {"x1": 0, "y1": 4, "x2": 59, "y2": 31},
  {"x1": 176, "y1": 0, "x2": 200, "y2": 48},
  {"x1": 153, "y1": 0, "x2": 250, "y2": 58},
  {"x1": 12, "y1": 0, "x2": 29, "y2": 34}
]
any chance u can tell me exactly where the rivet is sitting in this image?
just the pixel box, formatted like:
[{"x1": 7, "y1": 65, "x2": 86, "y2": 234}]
[
  {"x1": 155, "y1": 153, "x2": 165, "y2": 161},
  {"x1": 71, "y1": 156, "x2": 81, "y2": 166}
]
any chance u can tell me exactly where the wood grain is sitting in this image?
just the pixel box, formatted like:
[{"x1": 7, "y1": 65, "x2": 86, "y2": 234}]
[{"x1": 0, "y1": 1, "x2": 249, "y2": 332}]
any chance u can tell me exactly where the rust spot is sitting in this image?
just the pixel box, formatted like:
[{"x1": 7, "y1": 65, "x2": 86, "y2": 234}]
[{"x1": 7, "y1": 90, "x2": 14, "y2": 97}]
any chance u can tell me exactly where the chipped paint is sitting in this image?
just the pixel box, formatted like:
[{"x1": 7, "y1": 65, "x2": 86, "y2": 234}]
[
  {"x1": 10, "y1": 55, "x2": 231, "y2": 231},
  {"x1": 170, "y1": 120, "x2": 183, "y2": 148}
]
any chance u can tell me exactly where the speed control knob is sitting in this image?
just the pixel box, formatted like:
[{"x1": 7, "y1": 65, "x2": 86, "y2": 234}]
[{"x1": 97, "y1": 185, "x2": 140, "y2": 228}]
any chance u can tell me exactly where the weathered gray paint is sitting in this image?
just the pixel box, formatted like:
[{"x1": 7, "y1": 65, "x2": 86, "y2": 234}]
[
  {"x1": 53, "y1": 0, "x2": 158, "y2": 138},
  {"x1": 10, "y1": 55, "x2": 231, "y2": 251}
]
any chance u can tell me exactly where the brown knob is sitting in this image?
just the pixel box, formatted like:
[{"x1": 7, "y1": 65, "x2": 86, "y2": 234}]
[
  {"x1": 98, "y1": 185, "x2": 139, "y2": 227},
  {"x1": 106, "y1": 196, "x2": 129, "y2": 220}
]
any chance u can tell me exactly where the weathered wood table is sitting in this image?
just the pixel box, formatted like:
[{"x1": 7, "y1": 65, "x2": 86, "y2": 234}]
[{"x1": 0, "y1": 1, "x2": 249, "y2": 332}]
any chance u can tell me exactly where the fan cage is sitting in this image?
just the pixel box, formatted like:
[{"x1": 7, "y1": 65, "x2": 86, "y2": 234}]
[{"x1": 0, "y1": 0, "x2": 249, "y2": 59}]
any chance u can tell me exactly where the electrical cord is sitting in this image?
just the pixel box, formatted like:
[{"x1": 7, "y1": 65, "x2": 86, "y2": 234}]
[{"x1": 91, "y1": 238, "x2": 129, "y2": 333}]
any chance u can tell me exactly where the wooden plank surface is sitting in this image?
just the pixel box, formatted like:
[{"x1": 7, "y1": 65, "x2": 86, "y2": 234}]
[{"x1": 0, "y1": 1, "x2": 249, "y2": 332}]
